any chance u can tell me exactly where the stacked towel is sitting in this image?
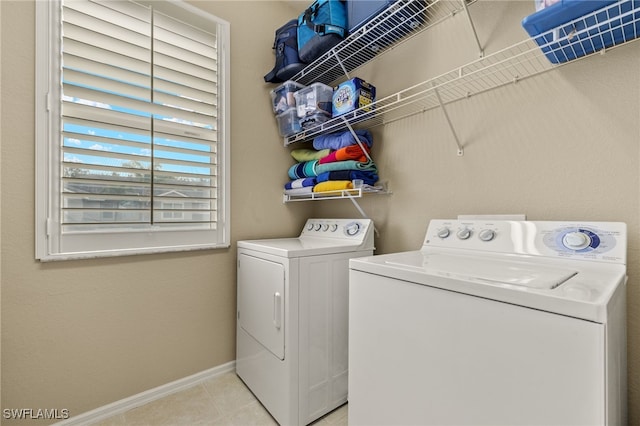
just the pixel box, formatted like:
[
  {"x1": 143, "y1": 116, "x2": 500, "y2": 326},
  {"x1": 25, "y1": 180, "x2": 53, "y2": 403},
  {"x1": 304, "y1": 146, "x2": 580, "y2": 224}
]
[
  {"x1": 284, "y1": 129, "x2": 380, "y2": 194},
  {"x1": 313, "y1": 130, "x2": 373, "y2": 150},
  {"x1": 318, "y1": 143, "x2": 370, "y2": 164}
]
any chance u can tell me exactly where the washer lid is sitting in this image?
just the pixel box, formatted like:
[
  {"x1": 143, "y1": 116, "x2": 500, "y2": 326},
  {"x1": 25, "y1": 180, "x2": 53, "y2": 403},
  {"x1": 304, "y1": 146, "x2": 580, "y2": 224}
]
[
  {"x1": 349, "y1": 249, "x2": 627, "y2": 323},
  {"x1": 385, "y1": 252, "x2": 577, "y2": 290}
]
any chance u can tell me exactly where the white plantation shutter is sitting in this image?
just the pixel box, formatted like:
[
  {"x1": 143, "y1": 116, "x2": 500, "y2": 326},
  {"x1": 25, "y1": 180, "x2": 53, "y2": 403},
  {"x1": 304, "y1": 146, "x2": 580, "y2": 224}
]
[{"x1": 36, "y1": 0, "x2": 230, "y2": 260}]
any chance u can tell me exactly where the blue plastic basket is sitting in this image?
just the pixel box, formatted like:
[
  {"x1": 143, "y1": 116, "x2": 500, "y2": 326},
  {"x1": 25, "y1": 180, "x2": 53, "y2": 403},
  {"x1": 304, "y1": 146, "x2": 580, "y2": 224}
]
[{"x1": 522, "y1": 0, "x2": 640, "y2": 63}]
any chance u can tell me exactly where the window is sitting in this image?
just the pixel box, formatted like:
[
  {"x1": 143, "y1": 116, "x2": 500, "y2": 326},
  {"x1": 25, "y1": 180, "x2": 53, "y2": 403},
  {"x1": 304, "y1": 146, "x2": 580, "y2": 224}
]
[{"x1": 35, "y1": 0, "x2": 230, "y2": 261}]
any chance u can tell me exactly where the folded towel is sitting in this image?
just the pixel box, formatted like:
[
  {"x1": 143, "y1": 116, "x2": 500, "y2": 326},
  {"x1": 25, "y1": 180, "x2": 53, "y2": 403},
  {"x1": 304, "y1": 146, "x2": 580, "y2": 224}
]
[
  {"x1": 284, "y1": 177, "x2": 317, "y2": 190},
  {"x1": 318, "y1": 144, "x2": 370, "y2": 164},
  {"x1": 313, "y1": 181, "x2": 353, "y2": 192},
  {"x1": 315, "y1": 159, "x2": 377, "y2": 175},
  {"x1": 284, "y1": 186, "x2": 314, "y2": 196},
  {"x1": 313, "y1": 130, "x2": 373, "y2": 150},
  {"x1": 291, "y1": 148, "x2": 330, "y2": 162},
  {"x1": 288, "y1": 160, "x2": 318, "y2": 179},
  {"x1": 289, "y1": 159, "x2": 377, "y2": 179},
  {"x1": 316, "y1": 170, "x2": 379, "y2": 185}
]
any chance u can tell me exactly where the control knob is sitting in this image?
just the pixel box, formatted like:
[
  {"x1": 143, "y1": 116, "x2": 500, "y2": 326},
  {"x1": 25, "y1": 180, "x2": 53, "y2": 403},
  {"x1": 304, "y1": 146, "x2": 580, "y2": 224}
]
[
  {"x1": 345, "y1": 222, "x2": 361, "y2": 236},
  {"x1": 457, "y1": 228, "x2": 472, "y2": 240},
  {"x1": 478, "y1": 229, "x2": 496, "y2": 242},
  {"x1": 563, "y1": 231, "x2": 591, "y2": 250},
  {"x1": 436, "y1": 228, "x2": 450, "y2": 239}
]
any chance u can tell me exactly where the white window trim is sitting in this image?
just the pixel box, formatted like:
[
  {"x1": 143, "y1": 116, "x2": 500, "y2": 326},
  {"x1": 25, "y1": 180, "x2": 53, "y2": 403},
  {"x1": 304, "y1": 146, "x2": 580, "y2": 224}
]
[{"x1": 35, "y1": 0, "x2": 231, "y2": 261}]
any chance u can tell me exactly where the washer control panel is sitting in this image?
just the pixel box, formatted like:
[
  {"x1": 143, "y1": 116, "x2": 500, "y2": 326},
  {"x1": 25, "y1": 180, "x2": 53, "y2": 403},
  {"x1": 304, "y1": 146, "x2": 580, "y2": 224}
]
[
  {"x1": 301, "y1": 218, "x2": 372, "y2": 240},
  {"x1": 424, "y1": 219, "x2": 626, "y2": 264}
]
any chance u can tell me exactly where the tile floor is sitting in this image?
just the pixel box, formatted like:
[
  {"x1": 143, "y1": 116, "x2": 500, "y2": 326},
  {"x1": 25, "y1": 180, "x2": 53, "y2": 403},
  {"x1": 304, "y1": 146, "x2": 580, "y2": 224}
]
[{"x1": 91, "y1": 371, "x2": 348, "y2": 426}]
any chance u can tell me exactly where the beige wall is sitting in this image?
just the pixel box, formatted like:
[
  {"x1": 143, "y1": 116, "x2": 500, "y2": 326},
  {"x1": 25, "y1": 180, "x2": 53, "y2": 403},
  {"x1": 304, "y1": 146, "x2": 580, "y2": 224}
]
[
  {"x1": 0, "y1": 1, "x2": 310, "y2": 424},
  {"x1": 316, "y1": 1, "x2": 640, "y2": 422},
  {"x1": 1, "y1": 0, "x2": 639, "y2": 424}
]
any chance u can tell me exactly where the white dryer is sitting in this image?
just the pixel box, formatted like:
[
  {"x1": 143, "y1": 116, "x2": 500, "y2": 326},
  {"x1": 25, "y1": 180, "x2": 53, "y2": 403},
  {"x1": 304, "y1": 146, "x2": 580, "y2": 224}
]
[
  {"x1": 236, "y1": 218, "x2": 374, "y2": 426},
  {"x1": 348, "y1": 218, "x2": 627, "y2": 426}
]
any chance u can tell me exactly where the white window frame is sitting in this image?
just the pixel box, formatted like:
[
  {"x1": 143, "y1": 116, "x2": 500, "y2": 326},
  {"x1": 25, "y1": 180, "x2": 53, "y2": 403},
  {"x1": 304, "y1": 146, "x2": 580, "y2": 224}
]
[{"x1": 35, "y1": 0, "x2": 231, "y2": 261}]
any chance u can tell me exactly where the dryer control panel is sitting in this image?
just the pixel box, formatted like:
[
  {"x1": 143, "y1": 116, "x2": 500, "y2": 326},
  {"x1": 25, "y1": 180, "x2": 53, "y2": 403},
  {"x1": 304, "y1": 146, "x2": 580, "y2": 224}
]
[
  {"x1": 300, "y1": 218, "x2": 374, "y2": 249},
  {"x1": 424, "y1": 219, "x2": 626, "y2": 264}
]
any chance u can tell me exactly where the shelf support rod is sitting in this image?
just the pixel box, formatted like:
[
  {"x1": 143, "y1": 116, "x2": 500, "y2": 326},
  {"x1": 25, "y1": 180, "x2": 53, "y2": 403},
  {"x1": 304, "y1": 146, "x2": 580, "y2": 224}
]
[
  {"x1": 433, "y1": 83, "x2": 464, "y2": 156},
  {"x1": 341, "y1": 117, "x2": 373, "y2": 163},
  {"x1": 332, "y1": 49, "x2": 351, "y2": 80},
  {"x1": 345, "y1": 191, "x2": 380, "y2": 238},
  {"x1": 461, "y1": 0, "x2": 483, "y2": 58}
]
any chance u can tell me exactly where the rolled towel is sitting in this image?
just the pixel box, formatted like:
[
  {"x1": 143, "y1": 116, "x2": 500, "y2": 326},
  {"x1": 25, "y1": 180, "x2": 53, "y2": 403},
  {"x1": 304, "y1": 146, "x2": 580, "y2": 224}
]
[
  {"x1": 313, "y1": 180, "x2": 353, "y2": 192},
  {"x1": 284, "y1": 177, "x2": 317, "y2": 190},
  {"x1": 316, "y1": 170, "x2": 378, "y2": 185},
  {"x1": 284, "y1": 186, "x2": 314, "y2": 196},
  {"x1": 312, "y1": 130, "x2": 373, "y2": 151},
  {"x1": 315, "y1": 159, "x2": 377, "y2": 175},
  {"x1": 288, "y1": 160, "x2": 318, "y2": 179},
  {"x1": 291, "y1": 148, "x2": 330, "y2": 162},
  {"x1": 318, "y1": 143, "x2": 370, "y2": 164}
]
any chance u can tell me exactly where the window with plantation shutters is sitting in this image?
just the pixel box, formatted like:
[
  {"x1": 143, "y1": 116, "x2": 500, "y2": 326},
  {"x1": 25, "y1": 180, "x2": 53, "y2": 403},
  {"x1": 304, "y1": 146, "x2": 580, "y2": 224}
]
[{"x1": 35, "y1": 0, "x2": 230, "y2": 261}]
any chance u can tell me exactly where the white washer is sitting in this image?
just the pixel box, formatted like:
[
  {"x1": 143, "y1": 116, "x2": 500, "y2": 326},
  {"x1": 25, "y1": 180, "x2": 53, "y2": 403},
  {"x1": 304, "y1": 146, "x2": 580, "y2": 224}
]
[
  {"x1": 236, "y1": 218, "x2": 374, "y2": 425},
  {"x1": 348, "y1": 219, "x2": 627, "y2": 426}
]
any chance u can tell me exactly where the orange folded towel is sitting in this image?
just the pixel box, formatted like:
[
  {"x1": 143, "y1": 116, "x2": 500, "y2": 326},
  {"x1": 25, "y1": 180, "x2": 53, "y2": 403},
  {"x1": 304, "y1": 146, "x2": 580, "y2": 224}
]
[{"x1": 318, "y1": 144, "x2": 370, "y2": 164}]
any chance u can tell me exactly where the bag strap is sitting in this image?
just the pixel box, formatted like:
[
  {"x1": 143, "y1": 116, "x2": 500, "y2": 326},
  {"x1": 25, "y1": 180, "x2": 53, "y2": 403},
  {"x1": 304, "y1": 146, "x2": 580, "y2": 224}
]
[{"x1": 301, "y1": 0, "x2": 346, "y2": 37}]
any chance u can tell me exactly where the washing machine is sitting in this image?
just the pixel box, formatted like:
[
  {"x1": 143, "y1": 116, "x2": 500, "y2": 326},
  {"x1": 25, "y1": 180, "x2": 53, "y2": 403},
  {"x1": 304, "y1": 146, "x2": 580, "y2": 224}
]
[
  {"x1": 236, "y1": 218, "x2": 374, "y2": 425},
  {"x1": 348, "y1": 218, "x2": 627, "y2": 426}
]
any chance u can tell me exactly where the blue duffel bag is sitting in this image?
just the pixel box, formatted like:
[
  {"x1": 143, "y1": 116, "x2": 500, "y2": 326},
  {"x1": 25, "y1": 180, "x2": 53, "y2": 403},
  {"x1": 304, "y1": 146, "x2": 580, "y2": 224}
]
[
  {"x1": 298, "y1": 0, "x2": 348, "y2": 63},
  {"x1": 264, "y1": 19, "x2": 306, "y2": 83}
]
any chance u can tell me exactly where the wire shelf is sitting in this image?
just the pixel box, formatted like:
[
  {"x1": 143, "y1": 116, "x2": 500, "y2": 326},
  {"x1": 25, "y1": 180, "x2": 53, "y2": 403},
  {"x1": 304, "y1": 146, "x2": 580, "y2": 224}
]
[
  {"x1": 290, "y1": 0, "x2": 472, "y2": 86},
  {"x1": 283, "y1": 186, "x2": 389, "y2": 202},
  {"x1": 285, "y1": 0, "x2": 640, "y2": 146}
]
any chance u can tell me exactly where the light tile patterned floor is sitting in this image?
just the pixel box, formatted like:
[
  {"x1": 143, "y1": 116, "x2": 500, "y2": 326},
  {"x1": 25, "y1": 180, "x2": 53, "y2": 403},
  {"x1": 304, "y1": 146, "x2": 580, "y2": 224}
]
[{"x1": 91, "y1": 371, "x2": 348, "y2": 426}]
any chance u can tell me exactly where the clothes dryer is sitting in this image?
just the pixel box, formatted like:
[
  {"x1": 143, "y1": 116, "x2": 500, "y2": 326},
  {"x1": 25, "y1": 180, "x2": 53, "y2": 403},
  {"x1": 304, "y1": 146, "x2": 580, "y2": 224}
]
[
  {"x1": 348, "y1": 218, "x2": 626, "y2": 426},
  {"x1": 236, "y1": 218, "x2": 374, "y2": 425}
]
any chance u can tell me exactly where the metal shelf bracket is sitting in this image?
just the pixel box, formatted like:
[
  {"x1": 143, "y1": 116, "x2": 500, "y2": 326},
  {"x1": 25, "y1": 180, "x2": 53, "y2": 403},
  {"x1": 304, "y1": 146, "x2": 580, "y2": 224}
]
[{"x1": 433, "y1": 83, "x2": 464, "y2": 156}]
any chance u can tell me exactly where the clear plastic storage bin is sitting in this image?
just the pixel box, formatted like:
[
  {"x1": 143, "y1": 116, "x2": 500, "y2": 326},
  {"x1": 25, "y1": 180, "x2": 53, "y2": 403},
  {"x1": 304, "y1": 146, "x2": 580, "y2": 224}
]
[
  {"x1": 300, "y1": 112, "x2": 330, "y2": 130},
  {"x1": 270, "y1": 80, "x2": 305, "y2": 115},
  {"x1": 276, "y1": 108, "x2": 302, "y2": 136},
  {"x1": 294, "y1": 82, "x2": 333, "y2": 118}
]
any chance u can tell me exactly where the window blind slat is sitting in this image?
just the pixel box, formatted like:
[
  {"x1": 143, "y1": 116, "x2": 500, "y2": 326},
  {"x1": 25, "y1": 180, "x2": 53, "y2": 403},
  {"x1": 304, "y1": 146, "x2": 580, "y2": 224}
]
[
  {"x1": 65, "y1": 0, "x2": 151, "y2": 27},
  {"x1": 154, "y1": 52, "x2": 215, "y2": 83},
  {"x1": 64, "y1": 68, "x2": 150, "y2": 101},
  {"x1": 154, "y1": 65, "x2": 217, "y2": 94},
  {"x1": 154, "y1": 78, "x2": 217, "y2": 105},
  {"x1": 63, "y1": 9, "x2": 150, "y2": 48},
  {"x1": 153, "y1": 90, "x2": 216, "y2": 117},
  {"x1": 154, "y1": 39, "x2": 216, "y2": 71},
  {"x1": 153, "y1": 10, "x2": 216, "y2": 46},
  {"x1": 63, "y1": 39, "x2": 150, "y2": 75}
]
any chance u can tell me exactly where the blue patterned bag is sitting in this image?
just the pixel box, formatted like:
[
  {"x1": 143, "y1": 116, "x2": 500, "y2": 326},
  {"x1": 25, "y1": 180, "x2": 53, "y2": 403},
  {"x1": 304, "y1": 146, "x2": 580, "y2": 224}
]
[{"x1": 297, "y1": 0, "x2": 348, "y2": 63}]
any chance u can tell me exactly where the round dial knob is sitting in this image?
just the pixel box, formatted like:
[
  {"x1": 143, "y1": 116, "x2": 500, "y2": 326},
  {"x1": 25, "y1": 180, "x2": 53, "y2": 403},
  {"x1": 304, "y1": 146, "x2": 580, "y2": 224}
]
[
  {"x1": 563, "y1": 231, "x2": 591, "y2": 250},
  {"x1": 436, "y1": 228, "x2": 450, "y2": 239},
  {"x1": 307, "y1": 223, "x2": 314, "y2": 231},
  {"x1": 478, "y1": 229, "x2": 495, "y2": 242},
  {"x1": 457, "y1": 228, "x2": 472, "y2": 240},
  {"x1": 330, "y1": 224, "x2": 338, "y2": 232},
  {"x1": 322, "y1": 224, "x2": 329, "y2": 231},
  {"x1": 345, "y1": 222, "x2": 361, "y2": 236},
  {"x1": 314, "y1": 223, "x2": 322, "y2": 231}
]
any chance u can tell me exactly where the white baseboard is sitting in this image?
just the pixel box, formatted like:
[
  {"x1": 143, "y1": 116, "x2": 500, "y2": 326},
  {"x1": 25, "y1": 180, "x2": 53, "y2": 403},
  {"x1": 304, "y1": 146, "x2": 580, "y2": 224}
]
[{"x1": 55, "y1": 361, "x2": 236, "y2": 426}]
